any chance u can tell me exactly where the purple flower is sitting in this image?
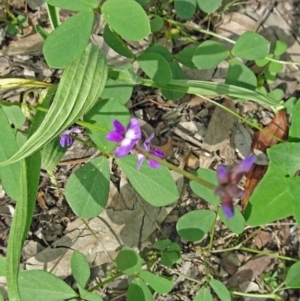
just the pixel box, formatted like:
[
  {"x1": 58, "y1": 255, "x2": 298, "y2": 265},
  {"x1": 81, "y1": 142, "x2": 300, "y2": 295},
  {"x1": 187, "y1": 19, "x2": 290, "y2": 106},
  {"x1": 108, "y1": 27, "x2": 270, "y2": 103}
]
[
  {"x1": 106, "y1": 118, "x2": 141, "y2": 157},
  {"x1": 215, "y1": 155, "x2": 256, "y2": 219},
  {"x1": 137, "y1": 133, "x2": 164, "y2": 169},
  {"x1": 60, "y1": 127, "x2": 81, "y2": 147}
]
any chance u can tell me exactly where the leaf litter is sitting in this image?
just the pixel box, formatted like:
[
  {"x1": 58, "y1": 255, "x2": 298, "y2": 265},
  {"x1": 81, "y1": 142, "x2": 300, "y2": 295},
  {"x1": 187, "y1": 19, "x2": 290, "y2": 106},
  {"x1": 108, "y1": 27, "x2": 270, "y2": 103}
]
[{"x1": 1, "y1": 1, "x2": 300, "y2": 300}]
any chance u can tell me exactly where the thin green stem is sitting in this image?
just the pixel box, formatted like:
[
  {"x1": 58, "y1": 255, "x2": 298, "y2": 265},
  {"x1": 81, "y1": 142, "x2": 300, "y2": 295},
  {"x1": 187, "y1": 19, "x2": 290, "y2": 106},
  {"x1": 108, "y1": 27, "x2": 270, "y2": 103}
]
[
  {"x1": 199, "y1": 95, "x2": 283, "y2": 142},
  {"x1": 266, "y1": 56, "x2": 300, "y2": 67},
  {"x1": 231, "y1": 291, "x2": 281, "y2": 300},
  {"x1": 2, "y1": 0, "x2": 17, "y2": 22},
  {"x1": 165, "y1": 18, "x2": 236, "y2": 44},
  {"x1": 272, "y1": 281, "x2": 286, "y2": 294},
  {"x1": 138, "y1": 148, "x2": 216, "y2": 189},
  {"x1": 212, "y1": 245, "x2": 298, "y2": 262},
  {"x1": 166, "y1": 267, "x2": 203, "y2": 285},
  {"x1": 240, "y1": 247, "x2": 298, "y2": 262},
  {"x1": 88, "y1": 272, "x2": 124, "y2": 292},
  {"x1": 208, "y1": 209, "x2": 218, "y2": 252}
]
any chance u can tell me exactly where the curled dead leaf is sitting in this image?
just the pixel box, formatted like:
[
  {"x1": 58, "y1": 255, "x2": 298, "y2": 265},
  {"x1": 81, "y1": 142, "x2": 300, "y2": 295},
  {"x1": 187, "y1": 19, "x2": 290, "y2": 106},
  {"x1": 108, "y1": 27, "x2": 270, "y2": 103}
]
[
  {"x1": 241, "y1": 111, "x2": 288, "y2": 210},
  {"x1": 153, "y1": 136, "x2": 173, "y2": 158}
]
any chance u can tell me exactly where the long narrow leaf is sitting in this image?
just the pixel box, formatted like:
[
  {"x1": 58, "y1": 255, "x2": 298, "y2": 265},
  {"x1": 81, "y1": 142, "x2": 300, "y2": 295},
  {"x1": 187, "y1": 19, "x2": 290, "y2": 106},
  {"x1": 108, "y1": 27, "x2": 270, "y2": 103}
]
[
  {"x1": 0, "y1": 44, "x2": 108, "y2": 167},
  {"x1": 142, "y1": 79, "x2": 277, "y2": 107},
  {"x1": 6, "y1": 155, "x2": 41, "y2": 301}
]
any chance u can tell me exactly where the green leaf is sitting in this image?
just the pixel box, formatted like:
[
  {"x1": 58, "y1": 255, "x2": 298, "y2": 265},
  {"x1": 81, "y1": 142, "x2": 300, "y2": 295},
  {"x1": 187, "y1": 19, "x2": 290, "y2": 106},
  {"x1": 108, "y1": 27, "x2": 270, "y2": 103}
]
[
  {"x1": 135, "y1": 0, "x2": 149, "y2": 5},
  {"x1": 268, "y1": 142, "x2": 300, "y2": 176},
  {"x1": 65, "y1": 157, "x2": 110, "y2": 218},
  {"x1": 177, "y1": 210, "x2": 215, "y2": 241},
  {"x1": 289, "y1": 177, "x2": 300, "y2": 226},
  {"x1": 41, "y1": 137, "x2": 67, "y2": 170},
  {"x1": 161, "y1": 60, "x2": 186, "y2": 100},
  {"x1": 108, "y1": 64, "x2": 142, "y2": 85},
  {"x1": 289, "y1": 100, "x2": 300, "y2": 141},
  {"x1": 0, "y1": 292, "x2": 3, "y2": 301},
  {"x1": 43, "y1": 9, "x2": 94, "y2": 68},
  {"x1": 44, "y1": 0, "x2": 98, "y2": 10},
  {"x1": 103, "y1": 25, "x2": 135, "y2": 59},
  {"x1": 101, "y1": 78, "x2": 133, "y2": 105},
  {"x1": 268, "y1": 88, "x2": 284, "y2": 102},
  {"x1": 1, "y1": 105, "x2": 25, "y2": 129},
  {"x1": 145, "y1": 45, "x2": 173, "y2": 62},
  {"x1": 139, "y1": 271, "x2": 173, "y2": 294},
  {"x1": 196, "y1": 0, "x2": 222, "y2": 13},
  {"x1": 116, "y1": 155, "x2": 179, "y2": 207},
  {"x1": 286, "y1": 262, "x2": 300, "y2": 288},
  {"x1": 209, "y1": 279, "x2": 231, "y2": 301},
  {"x1": 138, "y1": 52, "x2": 172, "y2": 85},
  {"x1": 35, "y1": 24, "x2": 49, "y2": 39},
  {"x1": 78, "y1": 284, "x2": 103, "y2": 301},
  {"x1": 116, "y1": 248, "x2": 143, "y2": 275},
  {"x1": 84, "y1": 99, "x2": 130, "y2": 152},
  {"x1": 153, "y1": 239, "x2": 172, "y2": 251},
  {"x1": 0, "y1": 256, "x2": 5, "y2": 276},
  {"x1": 0, "y1": 44, "x2": 107, "y2": 167},
  {"x1": 19, "y1": 270, "x2": 77, "y2": 301},
  {"x1": 175, "y1": 0, "x2": 197, "y2": 19},
  {"x1": 255, "y1": 56, "x2": 270, "y2": 67},
  {"x1": 127, "y1": 278, "x2": 152, "y2": 301},
  {"x1": 190, "y1": 169, "x2": 219, "y2": 206},
  {"x1": 71, "y1": 251, "x2": 90, "y2": 288},
  {"x1": 175, "y1": 46, "x2": 197, "y2": 68},
  {"x1": 102, "y1": 0, "x2": 150, "y2": 41},
  {"x1": 268, "y1": 61, "x2": 283, "y2": 74},
  {"x1": 273, "y1": 40, "x2": 287, "y2": 56},
  {"x1": 150, "y1": 16, "x2": 164, "y2": 32},
  {"x1": 161, "y1": 243, "x2": 181, "y2": 267},
  {"x1": 46, "y1": 3, "x2": 60, "y2": 29},
  {"x1": 0, "y1": 108, "x2": 22, "y2": 201},
  {"x1": 142, "y1": 79, "x2": 276, "y2": 107},
  {"x1": 225, "y1": 58, "x2": 257, "y2": 90},
  {"x1": 265, "y1": 69, "x2": 276, "y2": 83},
  {"x1": 284, "y1": 97, "x2": 297, "y2": 115},
  {"x1": 192, "y1": 40, "x2": 229, "y2": 69},
  {"x1": 244, "y1": 163, "x2": 294, "y2": 226},
  {"x1": 194, "y1": 288, "x2": 214, "y2": 301},
  {"x1": 232, "y1": 32, "x2": 270, "y2": 60},
  {"x1": 219, "y1": 207, "x2": 245, "y2": 234},
  {"x1": 7, "y1": 153, "x2": 41, "y2": 301}
]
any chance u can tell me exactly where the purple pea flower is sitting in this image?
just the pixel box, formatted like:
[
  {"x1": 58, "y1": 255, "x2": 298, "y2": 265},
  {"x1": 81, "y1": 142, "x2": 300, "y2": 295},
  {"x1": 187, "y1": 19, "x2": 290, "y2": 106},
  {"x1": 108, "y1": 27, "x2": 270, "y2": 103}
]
[
  {"x1": 137, "y1": 133, "x2": 164, "y2": 170},
  {"x1": 60, "y1": 127, "x2": 81, "y2": 147},
  {"x1": 106, "y1": 118, "x2": 141, "y2": 157},
  {"x1": 215, "y1": 155, "x2": 256, "y2": 219}
]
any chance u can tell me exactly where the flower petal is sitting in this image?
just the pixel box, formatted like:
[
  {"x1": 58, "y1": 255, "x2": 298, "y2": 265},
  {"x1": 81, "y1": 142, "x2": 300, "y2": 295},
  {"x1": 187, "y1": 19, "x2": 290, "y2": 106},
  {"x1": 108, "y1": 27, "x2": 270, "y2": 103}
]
[
  {"x1": 148, "y1": 148, "x2": 164, "y2": 169},
  {"x1": 216, "y1": 165, "x2": 230, "y2": 185},
  {"x1": 143, "y1": 133, "x2": 155, "y2": 151},
  {"x1": 106, "y1": 131, "x2": 123, "y2": 143},
  {"x1": 60, "y1": 135, "x2": 72, "y2": 147},
  {"x1": 221, "y1": 195, "x2": 234, "y2": 219},
  {"x1": 226, "y1": 184, "x2": 245, "y2": 199},
  {"x1": 136, "y1": 154, "x2": 145, "y2": 170},
  {"x1": 112, "y1": 119, "x2": 125, "y2": 134},
  {"x1": 114, "y1": 138, "x2": 137, "y2": 157},
  {"x1": 231, "y1": 155, "x2": 256, "y2": 183},
  {"x1": 125, "y1": 118, "x2": 141, "y2": 140},
  {"x1": 70, "y1": 127, "x2": 82, "y2": 134}
]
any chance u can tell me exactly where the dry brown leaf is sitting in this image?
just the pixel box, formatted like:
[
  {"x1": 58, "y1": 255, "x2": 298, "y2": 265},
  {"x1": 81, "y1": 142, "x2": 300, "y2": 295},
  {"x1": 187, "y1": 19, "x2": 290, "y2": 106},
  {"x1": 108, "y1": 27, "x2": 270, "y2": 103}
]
[
  {"x1": 154, "y1": 136, "x2": 173, "y2": 158},
  {"x1": 254, "y1": 230, "x2": 272, "y2": 249},
  {"x1": 241, "y1": 111, "x2": 288, "y2": 210},
  {"x1": 227, "y1": 256, "x2": 274, "y2": 290}
]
